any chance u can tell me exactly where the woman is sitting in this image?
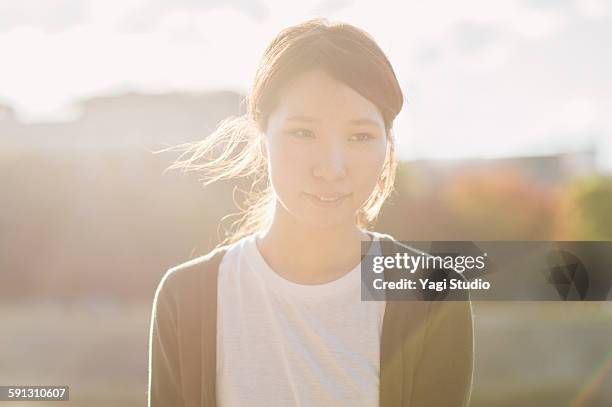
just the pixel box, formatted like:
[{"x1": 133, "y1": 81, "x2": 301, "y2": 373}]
[{"x1": 148, "y1": 18, "x2": 473, "y2": 407}]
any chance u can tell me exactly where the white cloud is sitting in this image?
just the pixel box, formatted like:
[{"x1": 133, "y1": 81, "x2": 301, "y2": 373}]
[
  {"x1": 576, "y1": 0, "x2": 611, "y2": 19},
  {"x1": 0, "y1": 0, "x2": 87, "y2": 33},
  {"x1": 509, "y1": 7, "x2": 570, "y2": 39},
  {"x1": 558, "y1": 99, "x2": 601, "y2": 133}
]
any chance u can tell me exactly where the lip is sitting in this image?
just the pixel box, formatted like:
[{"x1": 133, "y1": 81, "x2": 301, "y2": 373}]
[
  {"x1": 303, "y1": 192, "x2": 352, "y2": 208},
  {"x1": 304, "y1": 192, "x2": 351, "y2": 199}
]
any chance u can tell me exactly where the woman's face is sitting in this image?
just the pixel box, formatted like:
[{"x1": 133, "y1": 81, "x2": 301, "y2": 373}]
[{"x1": 263, "y1": 69, "x2": 388, "y2": 230}]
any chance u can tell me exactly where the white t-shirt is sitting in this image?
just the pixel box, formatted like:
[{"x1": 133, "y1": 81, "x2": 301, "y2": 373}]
[{"x1": 216, "y1": 232, "x2": 386, "y2": 407}]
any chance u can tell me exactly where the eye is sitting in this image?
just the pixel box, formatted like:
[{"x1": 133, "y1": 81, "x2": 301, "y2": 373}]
[
  {"x1": 286, "y1": 128, "x2": 314, "y2": 139},
  {"x1": 349, "y1": 133, "x2": 375, "y2": 142}
]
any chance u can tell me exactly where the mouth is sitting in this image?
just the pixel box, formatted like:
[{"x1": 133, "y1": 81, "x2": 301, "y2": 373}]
[{"x1": 303, "y1": 192, "x2": 352, "y2": 208}]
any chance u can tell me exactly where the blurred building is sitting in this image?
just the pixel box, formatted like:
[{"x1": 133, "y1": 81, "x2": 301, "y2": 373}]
[
  {"x1": 0, "y1": 91, "x2": 244, "y2": 153},
  {"x1": 409, "y1": 149, "x2": 598, "y2": 188}
]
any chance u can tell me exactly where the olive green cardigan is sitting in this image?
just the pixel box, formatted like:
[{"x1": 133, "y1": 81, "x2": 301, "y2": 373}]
[{"x1": 148, "y1": 235, "x2": 474, "y2": 406}]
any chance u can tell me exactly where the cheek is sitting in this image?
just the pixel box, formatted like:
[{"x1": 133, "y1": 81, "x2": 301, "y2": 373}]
[
  {"x1": 266, "y1": 140, "x2": 308, "y2": 190},
  {"x1": 352, "y1": 142, "x2": 388, "y2": 190}
]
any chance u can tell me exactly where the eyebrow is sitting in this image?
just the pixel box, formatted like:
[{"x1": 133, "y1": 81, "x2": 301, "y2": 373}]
[
  {"x1": 286, "y1": 115, "x2": 317, "y2": 123},
  {"x1": 285, "y1": 115, "x2": 381, "y2": 127},
  {"x1": 348, "y1": 118, "x2": 381, "y2": 127}
]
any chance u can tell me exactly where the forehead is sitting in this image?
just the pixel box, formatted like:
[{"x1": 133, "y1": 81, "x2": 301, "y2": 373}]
[{"x1": 269, "y1": 70, "x2": 385, "y2": 128}]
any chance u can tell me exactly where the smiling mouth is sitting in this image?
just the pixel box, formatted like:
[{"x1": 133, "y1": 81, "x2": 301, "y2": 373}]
[{"x1": 303, "y1": 192, "x2": 352, "y2": 206}]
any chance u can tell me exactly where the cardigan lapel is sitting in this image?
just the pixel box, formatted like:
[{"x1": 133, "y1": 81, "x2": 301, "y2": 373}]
[
  {"x1": 378, "y1": 236, "x2": 429, "y2": 406},
  {"x1": 379, "y1": 300, "x2": 406, "y2": 406},
  {"x1": 200, "y1": 248, "x2": 226, "y2": 407}
]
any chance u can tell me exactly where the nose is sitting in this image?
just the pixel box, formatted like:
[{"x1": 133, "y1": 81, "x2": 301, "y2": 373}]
[{"x1": 312, "y1": 142, "x2": 347, "y2": 181}]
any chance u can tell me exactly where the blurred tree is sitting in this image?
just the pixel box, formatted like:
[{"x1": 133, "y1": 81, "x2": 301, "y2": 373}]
[
  {"x1": 377, "y1": 162, "x2": 464, "y2": 240},
  {"x1": 378, "y1": 163, "x2": 558, "y2": 241},
  {"x1": 443, "y1": 167, "x2": 557, "y2": 240},
  {"x1": 555, "y1": 176, "x2": 612, "y2": 240}
]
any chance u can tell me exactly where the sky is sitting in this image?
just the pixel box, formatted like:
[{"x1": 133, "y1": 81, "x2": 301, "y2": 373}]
[{"x1": 0, "y1": 0, "x2": 611, "y2": 170}]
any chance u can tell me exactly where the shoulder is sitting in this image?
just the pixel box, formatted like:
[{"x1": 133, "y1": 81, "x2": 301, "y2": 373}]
[
  {"x1": 167, "y1": 244, "x2": 229, "y2": 277},
  {"x1": 369, "y1": 230, "x2": 397, "y2": 242},
  {"x1": 155, "y1": 244, "x2": 231, "y2": 300}
]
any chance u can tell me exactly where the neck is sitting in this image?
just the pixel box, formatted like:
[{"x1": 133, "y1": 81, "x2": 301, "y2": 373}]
[{"x1": 256, "y1": 205, "x2": 372, "y2": 285}]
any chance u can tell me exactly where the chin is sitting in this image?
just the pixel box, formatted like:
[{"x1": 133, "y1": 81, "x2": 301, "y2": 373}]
[
  {"x1": 298, "y1": 208, "x2": 357, "y2": 230},
  {"x1": 277, "y1": 195, "x2": 360, "y2": 230}
]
